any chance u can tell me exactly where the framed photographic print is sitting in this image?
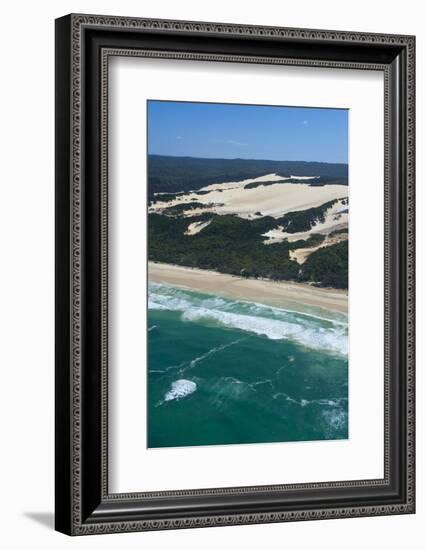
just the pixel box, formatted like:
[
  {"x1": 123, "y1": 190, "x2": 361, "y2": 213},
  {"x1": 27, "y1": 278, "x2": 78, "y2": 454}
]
[{"x1": 55, "y1": 14, "x2": 415, "y2": 535}]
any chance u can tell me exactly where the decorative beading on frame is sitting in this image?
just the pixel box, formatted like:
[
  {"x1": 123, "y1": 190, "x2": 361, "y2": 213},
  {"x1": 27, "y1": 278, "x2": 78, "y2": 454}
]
[
  {"x1": 70, "y1": 14, "x2": 415, "y2": 534},
  {"x1": 71, "y1": 15, "x2": 83, "y2": 532},
  {"x1": 405, "y1": 37, "x2": 416, "y2": 510},
  {"x1": 74, "y1": 501, "x2": 412, "y2": 536},
  {"x1": 72, "y1": 13, "x2": 414, "y2": 47}
]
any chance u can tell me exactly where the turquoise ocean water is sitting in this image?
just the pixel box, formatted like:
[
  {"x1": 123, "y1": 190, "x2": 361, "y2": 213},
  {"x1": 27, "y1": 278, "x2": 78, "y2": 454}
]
[{"x1": 147, "y1": 281, "x2": 348, "y2": 448}]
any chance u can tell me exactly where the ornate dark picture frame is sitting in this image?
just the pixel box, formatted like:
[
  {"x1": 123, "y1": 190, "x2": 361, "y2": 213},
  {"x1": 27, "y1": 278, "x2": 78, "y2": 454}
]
[{"x1": 55, "y1": 13, "x2": 415, "y2": 535}]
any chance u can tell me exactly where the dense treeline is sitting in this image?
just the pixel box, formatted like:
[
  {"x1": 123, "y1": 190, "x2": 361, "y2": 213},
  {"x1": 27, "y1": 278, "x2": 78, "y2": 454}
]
[
  {"x1": 244, "y1": 179, "x2": 289, "y2": 189},
  {"x1": 307, "y1": 176, "x2": 349, "y2": 186},
  {"x1": 244, "y1": 176, "x2": 348, "y2": 189},
  {"x1": 148, "y1": 212, "x2": 348, "y2": 288},
  {"x1": 243, "y1": 199, "x2": 342, "y2": 235},
  {"x1": 300, "y1": 241, "x2": 348, "y2": 289},
  {"x1": 162, "y1": 202, "x2": 220, "y2": 215},
  {"x1": 278, "y1": 200, "x2": 338, "y2": 233},
  {"x1": 148, "y1": 155, "x2": 349, "y2": 195},
  {"x1": 149, "y1": 213, "x2": 298, "y2": 280},
  {"x1": 329, "y1": 228, "x2": 348, "y2": 237},
  {"x1": 289, "y1": 234, "x2": 325, "y2": 249}
]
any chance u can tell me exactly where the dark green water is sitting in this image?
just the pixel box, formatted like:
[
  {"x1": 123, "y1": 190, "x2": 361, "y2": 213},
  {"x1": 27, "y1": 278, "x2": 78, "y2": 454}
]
[{"x1": 147, "y1": 282, "x2": 348, "y2": 448}]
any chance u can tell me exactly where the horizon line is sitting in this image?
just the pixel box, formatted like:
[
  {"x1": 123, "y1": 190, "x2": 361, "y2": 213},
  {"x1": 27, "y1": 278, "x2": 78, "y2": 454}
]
[{"x1": 148, "y1": 153, "x2": 348, "y2": 165}]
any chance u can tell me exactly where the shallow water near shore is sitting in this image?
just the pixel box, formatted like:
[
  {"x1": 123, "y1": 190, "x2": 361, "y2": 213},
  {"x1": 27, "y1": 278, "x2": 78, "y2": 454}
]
[{"x1": 147, "y1": 282, "x2": 348, "y2": 448}]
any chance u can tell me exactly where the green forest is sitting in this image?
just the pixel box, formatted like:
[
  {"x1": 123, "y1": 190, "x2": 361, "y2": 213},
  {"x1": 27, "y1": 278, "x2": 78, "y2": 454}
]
[
  {"x1": 148, "y1": 211, "x2": 348, "y2": 289},
  {"x1": 244, "y1": 176, "x2": 348, "y2": 189},
  {"x1": 300, "y1": 241, "x2": 348, "y2": 288},
  {"x1": 148, "y1": 155, "x2": 349, "y2": 196}
]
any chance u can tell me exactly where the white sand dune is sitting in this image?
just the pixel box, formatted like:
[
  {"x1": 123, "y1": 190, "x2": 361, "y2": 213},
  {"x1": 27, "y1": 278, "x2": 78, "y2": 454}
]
[
  {"x1": 263, "y1": 199, "x2": 348, "y2": 244},
  {"x1": 184, "y1": 219, "x2": 212, "y2": 235},
  {"x1": 289, "y1": 232, "x2": 348, "y2": 264},
  {"x1": 149, "y1": 173, "x2": 348, "y2": 220},
  {"x1": 200, "y1": 173, "x2": 285, "y2": 191}
]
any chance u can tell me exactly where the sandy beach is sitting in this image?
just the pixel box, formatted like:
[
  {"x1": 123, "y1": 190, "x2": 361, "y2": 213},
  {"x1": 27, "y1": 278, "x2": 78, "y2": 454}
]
[{"x1": 148, "y1": 261, "x2": 348, "y2": 315}]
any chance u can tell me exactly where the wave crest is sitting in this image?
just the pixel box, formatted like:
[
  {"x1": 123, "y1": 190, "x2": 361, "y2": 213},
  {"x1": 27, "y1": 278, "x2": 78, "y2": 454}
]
[
  {"x1": 149, "y1": 282, "x2": 347, "y2": 356},
  {"x1": 164, "y1": 379, "x2": 197, "y2": 402}
]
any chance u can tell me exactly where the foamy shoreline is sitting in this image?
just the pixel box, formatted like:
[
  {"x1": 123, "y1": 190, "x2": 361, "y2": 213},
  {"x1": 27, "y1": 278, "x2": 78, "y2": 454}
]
[{"x1": 148, "y1": 262, "x2": 348, "y2": 316}]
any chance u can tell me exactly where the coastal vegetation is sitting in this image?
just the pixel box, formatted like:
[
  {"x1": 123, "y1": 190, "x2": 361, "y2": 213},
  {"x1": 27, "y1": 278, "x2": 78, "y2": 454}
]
[
  {"x1": 148, "y1": 211, "x2": 348, "y2": 288},
  {"x1": 288, "y1": 233, "x2": 325, "y2": 249},
  {"x1": 329, "y1": 228, "x2": 349, "y2": 237},
  {"x1": 307, "y1": 176, "x2": 349, "y2": 186},
  {"x1": 161, "y1": 202, "x2": 221, "y2": 216},
  {"x1": 244, "y1": 179, "x2": 290, "y2": 189},
  {"x1": 148, "y1": 155, "x2": 349, "y2": 196},
  {"x1": 277, "y1": 200, "x2": 338, "y2": 233},
  {"x1": 299, "y1": 241, "x2": 348, "y2": 289},
  {"x1": 147, "y1": 158, "x2": 349, "y2": 289},
  {"x1": 244, "y1": 176, "x2": 348, "y2": 190}
]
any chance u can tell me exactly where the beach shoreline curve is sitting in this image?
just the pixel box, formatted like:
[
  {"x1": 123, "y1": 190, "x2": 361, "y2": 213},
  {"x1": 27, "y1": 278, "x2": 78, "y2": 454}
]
[{"x1": 148, "y1": 261, "x2": 348, "y2": 316}]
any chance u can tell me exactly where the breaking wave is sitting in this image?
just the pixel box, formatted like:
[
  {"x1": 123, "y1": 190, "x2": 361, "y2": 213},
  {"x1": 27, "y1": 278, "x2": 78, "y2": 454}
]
[
  {"x1": 148, "y1": 282, "x2": 348, "y2": 356},
  {"x1": 163, "y1": 379, "x2": 197, "y2": 402}
]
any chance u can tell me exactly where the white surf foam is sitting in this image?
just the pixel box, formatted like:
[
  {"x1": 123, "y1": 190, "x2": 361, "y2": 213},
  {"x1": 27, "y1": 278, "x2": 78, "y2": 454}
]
[
  {"x1": 182, "y1": 307, "x2": 347, "y2": 355},
  {"x1": 149, "y1": 282, "x2": 348, "y2": 356},
  {"x1": 163, "y1": 379, "x2": 197, "y2": 402},
  {"x1": 322, "y1": 408, "x2": 348, "y2": 436},
  {"x1": 273, "y1": 393, "x2": 347, "y2": 409},
  {"x1": 180, "y1": 338, "x2": 245, "y2": 374}
]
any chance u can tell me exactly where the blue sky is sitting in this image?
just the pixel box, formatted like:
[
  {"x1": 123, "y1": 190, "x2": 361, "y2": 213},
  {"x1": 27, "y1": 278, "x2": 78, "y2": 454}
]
[{"x1": 147, "y1": 100, "x2": 348, "y2": 164}]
